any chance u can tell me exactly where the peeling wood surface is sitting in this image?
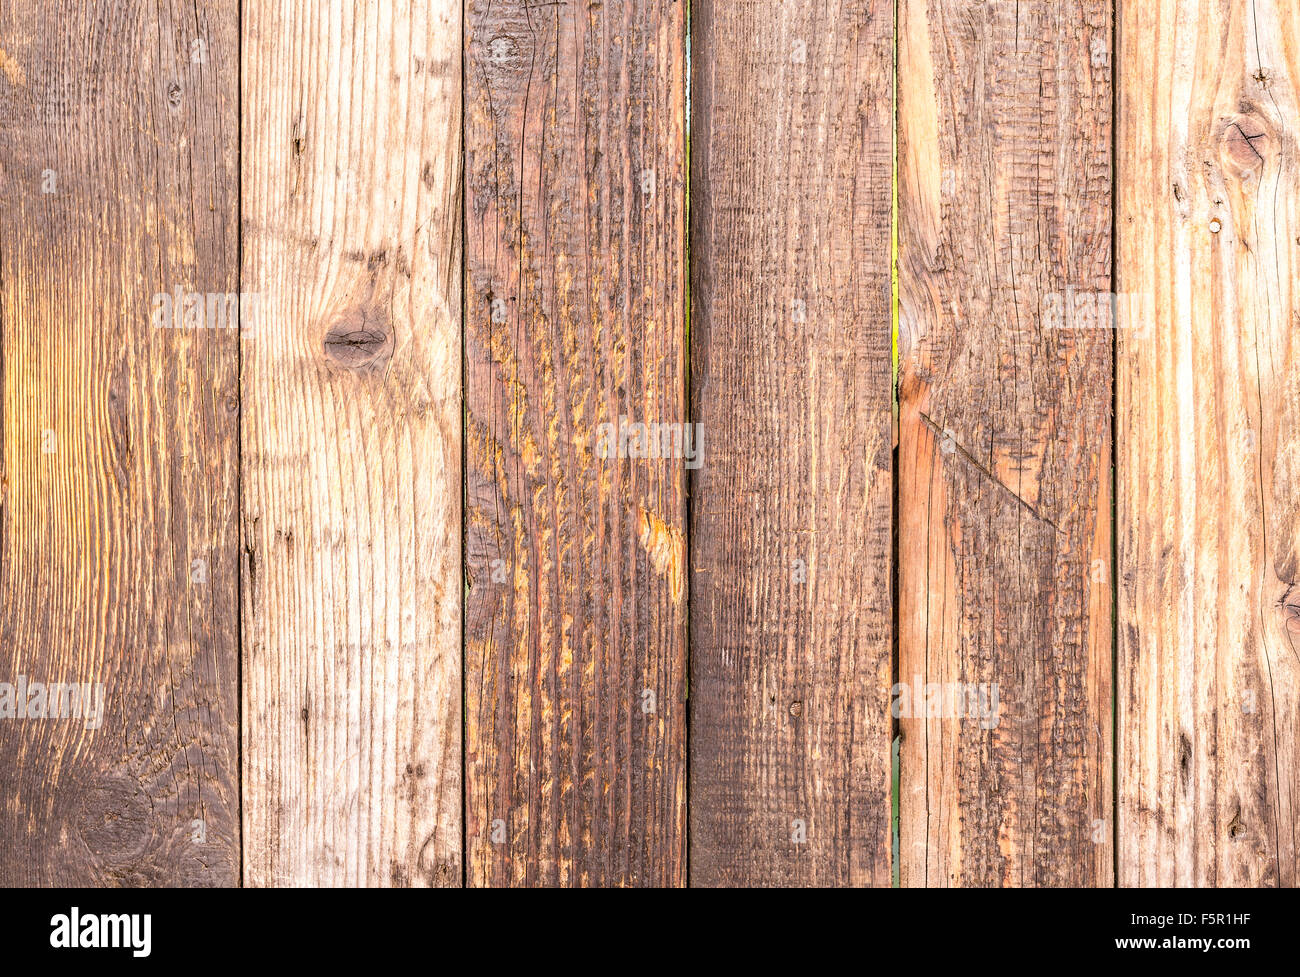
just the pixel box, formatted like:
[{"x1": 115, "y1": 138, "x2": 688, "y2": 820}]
[
  {"x1": 897, "y1": 0, "x2": 1114, "y2": 886},
  {"x1": 689, "y1": 0, "x2": 896, "y2": 886},
  {"x1": 1117, "y1": 0, "x2": 1300, "y2": 887},
  {"x1": 240, "y1": 0, "x2": 463, "y2": 887},
  {"x1": 463, "y1": 0, "x2": 689, "y2": 886},
  {"x1": 0, "y1": 0, "x2": 240, "y2": 885}
]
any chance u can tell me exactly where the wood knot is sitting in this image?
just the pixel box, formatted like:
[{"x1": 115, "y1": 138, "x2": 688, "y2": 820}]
[
  {"x1": 1218, "y1": 111, "x2": 1275, "y2": 180},
  {"x1": 1279, "y1": 585, "x2": 1300, "y2": 633},
  {"x1": 323, "y1": 307, "x2": 392, "y2": 371},
  {"x1": 1227, "y1": 809, "x2": 1245, "y2": 839},
  {"x1": 77, "y1": 776, "x2": 153, "y2": 865},
  {"x1": 485, "y1": 35, "x2": 522, "y2": 70}
]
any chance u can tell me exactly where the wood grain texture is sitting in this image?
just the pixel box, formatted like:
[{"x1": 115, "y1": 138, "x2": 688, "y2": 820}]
[
  {"x1": 0, "y1": 0, "x2": 239, "y2": 884},
  {"x1": 897, "y1": 0, "x2": 1113, "y2": 886},
  {"x1": 1117, "y1": 0, "x2": 1300, "y2": 887},
  {"x1": 241, "y1": 0, "x2": 462, "y2": 887},
  {"x1": 689, "y1": 0, "x2": 895, "y2": 887},
  {"x1": 464, "y1": 0, "x2": 688, "y2": 887}
]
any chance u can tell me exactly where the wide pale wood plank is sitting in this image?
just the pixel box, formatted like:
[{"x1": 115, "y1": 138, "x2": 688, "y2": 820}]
[
  {"x1": 464, "y1": 0, "x2": 688, "y2": 887},
  {"x1": 689, "y1": 0, "x2": 895, "y2": 887},
  {"x1": 241, "y1": 0, "x2": 462, "y2": 887},
  {"x1": 1117, "y1": 0, "x2": 1300, "y2": 887},
  {"x1": 0, "y1": 0, "x2": 239, "y2": 884},
  {"x1": 898, "y1": 0, "x2": 1113, "y2": 886}
]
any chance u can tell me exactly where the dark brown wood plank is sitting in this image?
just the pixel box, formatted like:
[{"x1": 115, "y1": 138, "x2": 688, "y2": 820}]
[
  {"x1": 464, "y1": 0, "x2": 689, "y2": 886},
  {"x1": 689, "y1": 0, "x2": 895, "y2": 887},
  {"x1": 897, "y1": 0, "x2": 1113, "y2": 886},
  {"x1": 0, "y1": 0, "x2": 240, "y2": 885}
]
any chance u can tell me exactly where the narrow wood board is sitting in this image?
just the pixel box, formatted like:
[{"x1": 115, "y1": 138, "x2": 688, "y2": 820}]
[
  {"x1": 464, "y1": 0, "x2": 689, "y2": 886},
  {"x1": 897, "y1": 0, "x2": 1114, "y2": 886},
  {"x1": 240, "y1": 0, "x2": 463, "y2": 886},
  {"x1": 1117, "y1": 0, "x2": 1300, "y2": 887},
  {"x1": 689, "y1": 0, "x2": 895, "y2": 886},
  {"x1": 0, "y1": 0, "x2": 240, "y2": 884}
]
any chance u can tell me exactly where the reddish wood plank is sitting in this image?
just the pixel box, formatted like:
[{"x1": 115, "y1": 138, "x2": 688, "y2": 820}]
[{"x1": 897, "y1": 0, "x2": 1114, "y2": 887}]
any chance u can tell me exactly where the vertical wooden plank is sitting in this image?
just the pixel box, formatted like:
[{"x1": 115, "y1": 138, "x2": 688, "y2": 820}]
[
  {"x1": 690, "y1": 0, "x2": 895, "y2": 886},
  {"x1": 464, "y1": 0, "x2": 688, "y2": 886},
  {"x1": 1118, "y1": 0, "x2": 1299, "y2": 887},
  {"x1": 897, "y1": 0, "x2": 1113, "y2": 886},
  {"x1": 241, "y1": 0, "x2": 462, "y2": 886},
  {"x1": 0, "y1": 1, "x2": 239, "y2": 884}
]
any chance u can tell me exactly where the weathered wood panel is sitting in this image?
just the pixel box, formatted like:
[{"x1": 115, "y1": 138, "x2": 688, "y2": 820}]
[
  {"x1": 690, "y1": 0, "x2": 895, "y2": 887},
  {"x1": 897, "y1": 0, "x2": 1113, "y2": 886},
  {"x1": 464, "y1": 0, "x2": 689, "y2": 886},
  {"x1": 241, "y1": 0, "x2": 463, "y2": 886},
  {"x1": 1117, "y1": 0, "x2": 1300, "y2": 887},
  {"x1": 0, "y1": 0, "x2": 239, "y2": 884}
]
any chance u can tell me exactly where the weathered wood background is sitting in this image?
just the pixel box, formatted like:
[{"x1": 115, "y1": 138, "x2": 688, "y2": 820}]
[{"x1": 0, "y1": 0, "x2": 1295, "y2": 887}]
